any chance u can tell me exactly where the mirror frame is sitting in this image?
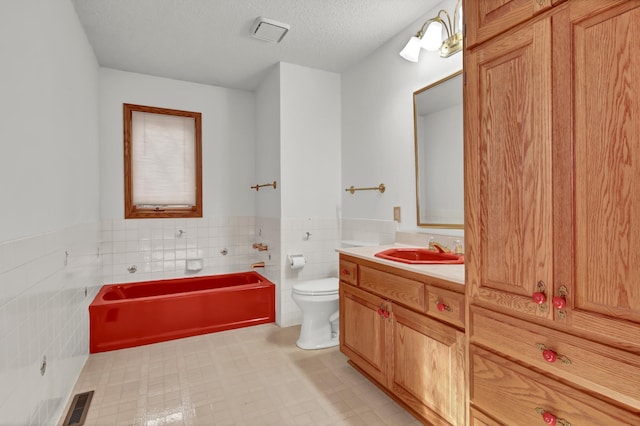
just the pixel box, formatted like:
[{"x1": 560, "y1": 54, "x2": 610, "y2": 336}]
[{"x1": 413, "y1": 70, "x2": 464, "y2": 229}]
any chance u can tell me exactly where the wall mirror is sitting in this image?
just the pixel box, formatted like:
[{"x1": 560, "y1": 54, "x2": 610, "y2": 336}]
[{"x1": 414, "y1": 71, "x2": 463, "y2": 228}]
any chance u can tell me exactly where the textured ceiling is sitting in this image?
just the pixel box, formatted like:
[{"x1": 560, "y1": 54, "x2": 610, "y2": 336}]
[{"x1": 71, "y1": 0, "x2": 441, "y2": 91}]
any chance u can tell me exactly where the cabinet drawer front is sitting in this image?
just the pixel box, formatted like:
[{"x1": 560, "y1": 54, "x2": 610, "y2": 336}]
[
  {"x1": 359, "y1": 266, "x2": 425, "y2": 311},
  {"x1": 339, "y1": 259, "x2": 357, "y2": 285},
  {"x1": 470, "y1": 307, "x2": 640, "y2": 411},
  {"x1": 426, "y1": 285, "x2": 465, "y2": 329},
  {"x1": 471, "y1": 346, "x2": 639, "y2": 425}
]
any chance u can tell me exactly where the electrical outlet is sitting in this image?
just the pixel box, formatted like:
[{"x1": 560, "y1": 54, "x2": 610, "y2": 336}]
[{"x1": 393, "y1": 206, "x2": 401, "y2": 222}]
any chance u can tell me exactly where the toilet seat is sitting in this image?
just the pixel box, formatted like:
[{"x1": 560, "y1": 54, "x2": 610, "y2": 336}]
[{"x1": 292, "y1": 278, "x2": 338, "y2": 296}]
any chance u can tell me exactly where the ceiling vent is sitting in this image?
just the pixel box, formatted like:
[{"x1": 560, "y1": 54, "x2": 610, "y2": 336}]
[{"x1": 251, "y1": 17, "x2": 290, "y2": 43}]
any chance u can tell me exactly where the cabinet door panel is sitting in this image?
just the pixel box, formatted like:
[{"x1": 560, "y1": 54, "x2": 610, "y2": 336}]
[
  {"x1": 572, "y1": 3, "x2": 640, "y2": 322},
  {"x1": 391, "y1": 304, "x2": 465, "y2": 426},
  {"x1": 466, "y1": 16, "x2": 553, "y2": 319},
  {"x1": 465, "y1": 0, "x2": 552, "y2": 47},
  {"x1": 555, "y1": 1, "x2": 640, "y2": 352},
  {"x1": 339, "y1": 284, "x2": 387, "y2": 384}
]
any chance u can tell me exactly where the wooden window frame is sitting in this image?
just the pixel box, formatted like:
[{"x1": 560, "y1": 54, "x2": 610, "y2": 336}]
[{"x1": 123, "y1": 103, "x2": 203, "y2": 219}]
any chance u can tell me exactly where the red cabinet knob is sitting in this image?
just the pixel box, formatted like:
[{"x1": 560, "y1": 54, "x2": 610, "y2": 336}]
[
  {"x1": 435, "y1": 299, "x2": 452, "y2": 312},
  {"x1": 542, "y1": 349, "x2": 557, "y2": 363},
  {"x1": 341, "y1": 269, "x2": 350, "y2": 276},
  {"x1": 535, "y1": 344, "x2": 572, "y2": 365},
  {"x1": 377, "y1": 307, "x2": 384, "y2": 316},
  {"x1": 536, "y1": 407, "x2": 569, "y2": 426},
  {"x1": 542, "y1": 411, "x2": 557, "y2": 425},
  {"x1": 383, "y1": 310, "x2": 390, "y2": 318},
  {"x1": 532, "y1": 291, "x2": 547, "y2": 304},
  {"x1": 552, "y1": 296, "x2": 566, "y2": 310}
]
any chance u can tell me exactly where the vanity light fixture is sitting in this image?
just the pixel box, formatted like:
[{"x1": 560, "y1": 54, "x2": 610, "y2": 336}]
[{"x1": 399, "y1": 0, "x2": 463, "y2": 62}]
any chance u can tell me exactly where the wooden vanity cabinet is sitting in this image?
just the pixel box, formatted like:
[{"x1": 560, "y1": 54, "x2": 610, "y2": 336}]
[
  {"x1": 465, "y1": 0, "x2": 640, "y2": 423},
  {"x1": 339, "y1": 255, "x2": 465, "y2": 425}
]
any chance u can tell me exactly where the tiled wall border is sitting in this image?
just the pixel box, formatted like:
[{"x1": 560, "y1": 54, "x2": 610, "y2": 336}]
[{"x1": 0, "y1": 223, "x2": 101, "y2": 425}]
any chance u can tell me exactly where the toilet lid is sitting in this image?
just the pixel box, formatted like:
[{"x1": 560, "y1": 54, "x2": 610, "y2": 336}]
[{"x1": 292, "y1": 278, "x2": 339, "y2": 296}]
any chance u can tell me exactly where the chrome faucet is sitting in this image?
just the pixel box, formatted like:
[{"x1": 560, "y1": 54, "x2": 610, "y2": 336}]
[{"x1": 251, "y1": 261, "x2": 265, "y2": 268}]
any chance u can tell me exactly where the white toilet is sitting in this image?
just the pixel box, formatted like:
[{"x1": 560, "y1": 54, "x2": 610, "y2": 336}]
[{"x1": 291, "y1": 277, "x2": 339, "y2": 350}]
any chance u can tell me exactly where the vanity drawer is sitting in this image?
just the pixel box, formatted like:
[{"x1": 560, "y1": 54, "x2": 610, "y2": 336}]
[
  {"x1": 359, "y1": 266, "x2": 425, "y2": 312},
  {"x1": 470, "y1": 306, "x2": 640, "y2": 411},
  {"x1": 426, "y1": 285, "x2": 465, "y2": 329},
  {"x1": 470, "y1": 346, "x2": 639, "y2": 426},
  {"x1": 339, "y1": 259, "x2": 358, "y2": 286}
]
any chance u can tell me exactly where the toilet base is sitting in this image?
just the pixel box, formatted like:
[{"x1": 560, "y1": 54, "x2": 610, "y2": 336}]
[
  {"x1": 294, "y1": 310, "x2": 340, "y2": 350},
  {"x1": 296, "y1": 337, "x2": 339, "y2": 350}
]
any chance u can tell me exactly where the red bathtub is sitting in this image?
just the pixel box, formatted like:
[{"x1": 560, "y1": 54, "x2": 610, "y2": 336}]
[{"x1": 89, "y1": 272, "x2": 275, "y2": 353}]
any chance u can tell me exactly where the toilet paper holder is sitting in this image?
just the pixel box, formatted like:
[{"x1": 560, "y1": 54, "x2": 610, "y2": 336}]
[{"x1": 287, "y1": 254, "x2": 306, "y2": 269}]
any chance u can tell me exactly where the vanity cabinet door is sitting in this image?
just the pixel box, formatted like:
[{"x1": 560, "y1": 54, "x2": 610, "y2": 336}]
[
  {"x1": 390, "y1": 304, "x2": 465, "y2": 426},
  {"x1": 339, "y1": 283, "x2": 388, "y2": 385},
  {"x1": 464, "y1": 0, "x2": 553, "y2": 48},
  {"x1": 552, "y1": 0, "x2": 640, "y2": 353},
  {"x1": 465, "y1": 14, "x2": 554, "y2": 321}
]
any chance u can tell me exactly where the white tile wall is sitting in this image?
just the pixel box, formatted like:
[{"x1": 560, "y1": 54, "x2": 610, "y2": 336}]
[
  {"x1": 101, "y1": 216, "x2": 259, "y2": 284},
  {"x1": 254, "y1": 217, "x2": 281, "y2": 323},
  {"x1": 340, "y1": 218, "x2": 397, "y2": 246},
  {"x1": 101, "y1": 215, "x2": 343, "y2": 328},
  {"x1": 396, "y1": 231, "x2": 464, "y2": 252},
  {"x1": 279, "y1": 216, "x2": 341, "y2": 327},
  {"x1": 0, "y1": 222, "x2": 101, "y2": 425}
]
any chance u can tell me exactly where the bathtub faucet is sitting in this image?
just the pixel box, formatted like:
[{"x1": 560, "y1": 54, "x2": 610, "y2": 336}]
[
  {"x1": 251, "y1": 261, "x2": 265, "y2": 268},
  {"x1": 252, "y1": 243, "x2": 269, "y2": 251}
]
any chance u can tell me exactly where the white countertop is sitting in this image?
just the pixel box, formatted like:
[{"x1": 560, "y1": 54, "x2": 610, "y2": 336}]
[{"x1": 336, "y1": 244, "x2": 465, "y2": 285}]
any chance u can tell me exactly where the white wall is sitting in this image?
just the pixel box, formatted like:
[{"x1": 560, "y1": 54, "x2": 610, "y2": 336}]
[
  {"x1": 255, "y1": 65, "x2": 282, "y2": 220},
  {"x1": 280, "y1": 63, "x2": 342, "y2": 219},
  {"x1": 279, "y1": 63, "x2": 342, "y2": 326},
  {"x1": 0, "y1": 0, "x2": 102, "y2": 424},
  {"x1": 253, "y1": 63, "x2": 342, "y2": 327},
  {"x1": 341, "y1": 0, "x2": 463, "y2": 234},
  {"x1": 254, "y1": 65, "x2": 283, "y2": 322},
  {"x1": 99, "y1": 68, "x2": 256, "y2": 220},
  {"x1": 0, "y1": 1, "x2": 100, "y2": 242}
]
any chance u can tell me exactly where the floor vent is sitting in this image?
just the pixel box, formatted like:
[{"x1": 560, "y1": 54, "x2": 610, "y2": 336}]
[{"x1": 62, "y1": 390, "x2": 94, "y2": 426}]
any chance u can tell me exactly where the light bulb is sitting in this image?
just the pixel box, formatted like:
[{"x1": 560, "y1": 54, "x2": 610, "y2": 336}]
[
  {"x1": 421, "y1": 21, "x2": 443, "y2": 51},
  {"x1": 399, "y1": 36, "x2": 422, "y2": 62}
]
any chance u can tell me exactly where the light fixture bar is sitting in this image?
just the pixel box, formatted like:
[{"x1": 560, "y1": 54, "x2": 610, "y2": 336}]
[{"x1": 399, "y1": 0, "x2": 463, "y2": 62}]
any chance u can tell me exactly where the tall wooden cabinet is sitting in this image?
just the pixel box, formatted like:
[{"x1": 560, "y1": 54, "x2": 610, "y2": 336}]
[{"x1": 465, "y1": 0, "x2": 640, "y2": 424}]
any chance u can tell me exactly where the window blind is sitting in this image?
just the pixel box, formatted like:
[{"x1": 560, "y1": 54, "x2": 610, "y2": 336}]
[{"x1": 131, "y1": 111, "x2": 196, "y2": 207}]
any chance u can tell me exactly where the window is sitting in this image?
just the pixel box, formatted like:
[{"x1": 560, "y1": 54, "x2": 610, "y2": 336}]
[{"x1": 123, "y1": 103, "x2": 202, "y2": 218}]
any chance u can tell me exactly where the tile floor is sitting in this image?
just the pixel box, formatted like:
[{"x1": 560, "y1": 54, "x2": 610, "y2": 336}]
[{"x1": 59, "y1": 324, "x2": 422, "y2": 425}]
